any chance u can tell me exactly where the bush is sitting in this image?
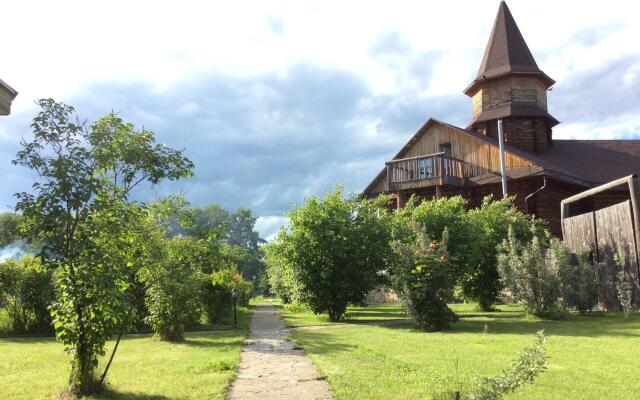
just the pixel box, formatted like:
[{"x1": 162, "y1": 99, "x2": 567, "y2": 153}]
[
  {"x1": 271, "y1": 188, "x2": 393, "y2": 321},
  {"x1": 497, "y1": 228, "x2": 566, "y2": 318},
  {"x1": 392, "y1": 225, "x2": 458, "y2": 331},
  {"x1": 203, "y1": 266, "x2": 252, "y2": 324},
  {"x1": 559, "y1": 251, "x2": 599, "y2": 314},
  {"x1": 469, "y1": 330, "x2": 547, "y2": 400},
  {"x1": 464, "y1": 197, "x2": 545, "y2": 311},
  {"x1": 264, "y1": 228, "x2": 303, "y2": 304},
  {"x1": 0, "y1": 256, "x2": 55, "y2": 334},
  {"x1": 394, "y1": 196, "x2": 543, "y2": 312},
  {"x1": 142, "y1": 237, "x2": 203, "y2": 341}
]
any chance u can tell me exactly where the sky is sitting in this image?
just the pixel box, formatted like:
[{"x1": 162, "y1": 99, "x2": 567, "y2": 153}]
[{"x1": 1, "y1": 0, "x2": 639, "y2": 240}]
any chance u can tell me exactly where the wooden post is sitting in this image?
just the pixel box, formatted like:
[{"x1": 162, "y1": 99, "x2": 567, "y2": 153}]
[
  {"x1": 397, "y1": 191, "x2": 406, "y2": 208},
  {"x1": 498, "y1": 118, "x2": 508, "y2": 197},
  {"x1": 435, "y1": 186, "x2": 442, "y2": 200},
  {"x1": 629, "y1": 176, "x2": 640, "y2": 281}
]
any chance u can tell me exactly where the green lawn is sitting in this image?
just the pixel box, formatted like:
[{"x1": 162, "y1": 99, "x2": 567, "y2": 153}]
[
  {"x1": 283, "y1": 303, "x2": 640, "y2": 400},
  {"x1": 0, "y1": 307, "x2": 252, "y2": 400},
  {"x1": 277, "y1": 302, "x2": 408, "y2": 327}
]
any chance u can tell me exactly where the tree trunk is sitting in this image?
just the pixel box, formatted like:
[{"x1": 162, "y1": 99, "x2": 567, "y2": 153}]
[{"x1": 69, "y1": 307, "x2": 101, "y2": 397}]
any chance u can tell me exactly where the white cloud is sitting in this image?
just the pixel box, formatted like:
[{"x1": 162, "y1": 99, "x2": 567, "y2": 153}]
[
  {"x1": 1, "y1": 0, "x2": 638, "y2": 235},
  {"x1": 255, "y1": 216, "x2": 289, "y2": 241}
]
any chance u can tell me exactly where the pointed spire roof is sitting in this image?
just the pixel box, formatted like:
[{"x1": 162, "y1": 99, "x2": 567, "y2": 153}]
[{"x1": 464, "y1": 1, "x2": 554, "y2": 95}]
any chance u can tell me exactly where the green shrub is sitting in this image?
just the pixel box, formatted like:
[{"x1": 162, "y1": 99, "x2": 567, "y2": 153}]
[
  {"x1": 497, "y1": 229, "x2": 566, "y2": 318},
  {"x1": 469, "y1": 330, "x2": 547, "y2": 400},
  {"x1": 264, "y1": 228, "x2": 303, "y2": 304},
  {"x1": 0, "y1": 256, "x2": 55, "y2": 334},
  {"x1": 203, "y1": 266, "x2": 252, "y2": 324},
  {"x1": 142, "y1": 237, "x2": 203, "y2": 341},
  {"x1": 271, "y1": 188, "x2": 393, "y2": 321},
  {"x1": 559, "y1": 251, "x2": 599, "y2": 314},
  {"x1": 395, "y1": 196, "x2": 543, "y2": 312},
  {"x1": 392, "y1": 225, "x2": 458, "y2": 331},
  {"x1": 464, "y1": 197, "x2": 545, "y2": 311}
]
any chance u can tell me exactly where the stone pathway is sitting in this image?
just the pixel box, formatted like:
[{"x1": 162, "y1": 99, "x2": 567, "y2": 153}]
[{"x1": 229, "y1": 303, "x2": 333, "y2": 400}]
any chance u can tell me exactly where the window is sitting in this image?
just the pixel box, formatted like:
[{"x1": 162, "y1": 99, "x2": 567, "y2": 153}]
[
  {"x1": 440, "y1": 143, "x2": 452, "y2": 156},
  {"x1": 418, "y1": 158, "x2": 434, "y2": 178},
  {"x1": 440, "y1": 143, "x2": 452, "y2": 176}
]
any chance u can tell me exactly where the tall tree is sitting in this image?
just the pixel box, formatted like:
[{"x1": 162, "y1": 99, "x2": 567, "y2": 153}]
[
  {"x1": 13, "y1": 99, "x2": 193, "y2": 397},
  {"x1": 0, "y1": 212, "x2": 21, "y2": 247},
  {"x1": 279, "y1": 187, "x2": 393, "y2": 321}
]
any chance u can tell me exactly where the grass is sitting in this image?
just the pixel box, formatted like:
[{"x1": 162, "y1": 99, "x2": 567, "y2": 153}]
[
  {"x1": 282, "y1": 303, "x2": 640, "y2": 400},
  {"x1": 276, "y1": 301, "x2": 409, "y2": 327},
  {"x1": 0, "y1": 308, "x2": 10, "y2": 335},
  {"x1": 0, "y1": 306, "x2": 253, "y2": 400}
]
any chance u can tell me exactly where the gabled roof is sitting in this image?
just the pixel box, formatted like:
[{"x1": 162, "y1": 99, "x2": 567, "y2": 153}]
[
  {"x1": 464, "y1": 1, "x2": 554, "y2": 95},
  {"x1": 0, "y1": 78, "x2": 18, "y2": 116},
  {"x1": 362, "y1": 119, "x2": 640, "y2": 195}
]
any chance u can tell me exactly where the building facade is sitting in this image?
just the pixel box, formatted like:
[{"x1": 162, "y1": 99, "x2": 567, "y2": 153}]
[{"x1": 363, "y1": 1, "x2": 640, "y2": 236}]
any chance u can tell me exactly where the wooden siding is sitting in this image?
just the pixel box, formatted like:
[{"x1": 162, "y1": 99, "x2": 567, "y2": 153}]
[
  {"x1": 400, "y1": 124, "x2": 531, "y2": 175},
  {"x1": 472, "y1": 89, "x2": 483, "y2": 118},
  {"x1": 474, "y1": 76, "x2": 548, "y2": 115},
  {"x1": 563, "y1": 200, "x2": 640, "y2": 310},
  {"x1": 367, "y1": 122, "x2": 533, "y2": 194}
]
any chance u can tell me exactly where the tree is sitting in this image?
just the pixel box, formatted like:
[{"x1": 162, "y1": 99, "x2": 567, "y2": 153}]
[
  {"x1": 142, "y1": 236, "x2": 206, "y2": 341},
  {"x1": 0, "y1": 256, "x2": 55, "y2": 333},
  {"x1": 278, "y1": 187, "x2": 393, "y2": 321},
  {"x1": 13, "y1": 99, "x2": 193, "y2": 396},
  {"x1": 0, "y1": 212, "x2": 21, "y2": 247},
  {"x1": 497, "y1": 228, "x2": 566, "y2": 318},
  {"x1": 391, "y1": 225, "x2": 458, "y2": 330},
  {"x1": 264, "y1": 227, "x2": 303, "y2": 304},
  {"x1": 464, "y1": 196, "x2": 544, "y2": 311}
]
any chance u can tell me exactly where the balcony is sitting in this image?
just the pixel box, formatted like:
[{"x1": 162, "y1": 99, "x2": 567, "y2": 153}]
[{"x1": 385, "y1": 152, "x2": 466, "y2": 191}]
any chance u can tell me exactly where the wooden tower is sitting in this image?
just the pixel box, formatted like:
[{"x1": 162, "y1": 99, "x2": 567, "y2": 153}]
[{"x1": 464, "y1": 1, "x2": 558, "y2": 153}]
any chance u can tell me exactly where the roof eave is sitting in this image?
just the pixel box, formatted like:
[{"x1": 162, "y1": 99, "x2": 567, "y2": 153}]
[{"x1": 463, "y1": 71, "x2": 556, "y2": 96}]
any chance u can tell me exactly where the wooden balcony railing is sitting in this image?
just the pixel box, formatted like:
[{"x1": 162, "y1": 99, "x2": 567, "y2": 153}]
[{"x1": 385, "y1": 152, "x2": 465, "y2": 189}]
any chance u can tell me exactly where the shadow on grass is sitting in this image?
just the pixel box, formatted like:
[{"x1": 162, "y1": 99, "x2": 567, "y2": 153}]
[
  {"x1": 365, "y1": 311, "x2": 640, "y2": 338},
  {"x1": 177, "y1": 337, "x2": 245, "y2": 349},
  {"x1": 345, "y1": 311, "x2": 409, "y2": 319},
  {"x1": 94, "y1": 388, "x2": 171, "y2": 400}
]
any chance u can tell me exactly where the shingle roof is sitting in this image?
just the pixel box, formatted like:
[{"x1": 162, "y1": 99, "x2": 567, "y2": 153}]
[{"x1": 464, "y1": 1, "x2": 554, "y2": 95}]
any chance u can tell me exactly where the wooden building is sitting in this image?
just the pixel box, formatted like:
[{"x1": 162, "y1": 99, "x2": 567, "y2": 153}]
[
  {"x1": 0, "y1": 78, "x2": 17, "y2": 116},
  {"x1": 363, "y1": 1, "x2": 640, "y2": 236}
]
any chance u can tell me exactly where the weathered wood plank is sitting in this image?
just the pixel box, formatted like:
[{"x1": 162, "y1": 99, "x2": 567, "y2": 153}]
[{"x1": 595, "y1": 200, "x2": 640, "y2": 309}]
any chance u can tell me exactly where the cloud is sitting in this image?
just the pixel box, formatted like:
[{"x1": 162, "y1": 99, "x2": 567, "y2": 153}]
[
  {"x1": 255, "y1": 216, "x2": 289, "y2": 241},
  {"x1": 0, "y1": 63, "x2": 463, "y2": 223},
  {"x1": 0, "y1": 0, "x2": 638, "y2": 237}
]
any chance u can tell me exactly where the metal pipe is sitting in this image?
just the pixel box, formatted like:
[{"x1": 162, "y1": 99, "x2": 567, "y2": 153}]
[
  {"x1": 525, "y1": 176, "x2": 547, "y2": 214},
  {"x1": 497, "y1": 119, "x2": 508, "y2": 197}
]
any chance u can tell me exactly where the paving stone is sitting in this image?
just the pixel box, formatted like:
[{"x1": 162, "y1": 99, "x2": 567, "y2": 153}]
[{"x1": 229, "y1": 303, "x2": 334, "y2": 400}]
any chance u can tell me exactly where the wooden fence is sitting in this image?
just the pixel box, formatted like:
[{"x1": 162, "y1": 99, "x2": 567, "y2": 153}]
[{"x1": 561, "y1": 175, "x2": 640, "y2": 310}]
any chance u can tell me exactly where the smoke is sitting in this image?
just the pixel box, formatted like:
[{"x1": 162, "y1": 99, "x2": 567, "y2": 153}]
[{"x1": 0, "y1": 240, "x2": 30, "y2": 262}]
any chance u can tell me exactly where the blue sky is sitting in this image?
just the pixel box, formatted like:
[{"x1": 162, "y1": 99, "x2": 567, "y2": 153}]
[{"x1": 1, "y1": 0, "x2": 639, "y2": 239}]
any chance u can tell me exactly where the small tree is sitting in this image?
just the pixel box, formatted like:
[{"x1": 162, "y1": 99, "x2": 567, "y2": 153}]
[
  {"x1": 204, "y1": 266, "x2": 252, "y2": 324},
  {"x1": 142, "y1": 237, "x2": 204, "y2": 341},
  {"x1": 559, "y1": 251, "x2": 599, "y2": 314},
  {"x1": 264, "y1": 227, "x2": 303, "y2": 304},
  {"x1": 392, "y1": 225, "x2": 458, "y2": 331},
  {"x1": 465, "y1": 196, "x2": 545, "y2": 311},
  {"x1": 278, "y1": 187, "x2": 393, "y2": 321},
  {"x1": 13, "y1": 99, "x2": 193, "y2": 396},
  {"x1": 469, "y1": 331, "x2": 547, "y2": 400},
  {"x1": 0, "y1": 256, "x2": 55, "y2": 334},
  {"x1": 497, "y1": 228, "x2": 565, "y2": 318},
  {"x1": 0, "y1": 212, "x2": 22, "y2": 247}
]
